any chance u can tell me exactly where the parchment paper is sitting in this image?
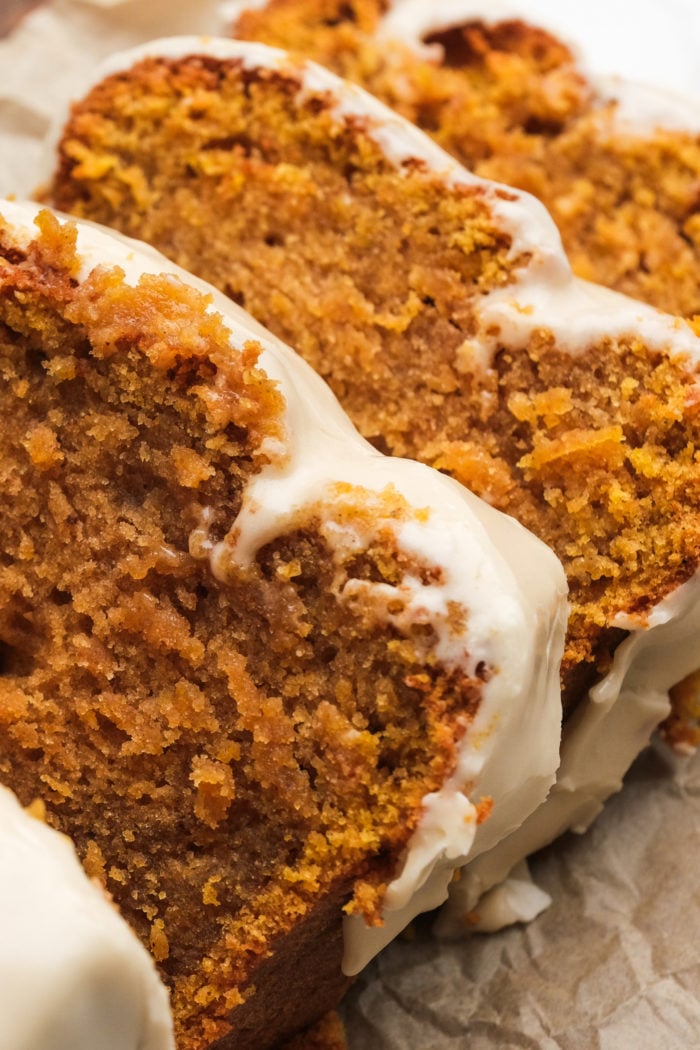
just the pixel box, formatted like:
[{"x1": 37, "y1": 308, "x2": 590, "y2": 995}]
[
  {"x1": 1, "y1": 3, "x2": 699, "y2": 1047},
  {"x1": 345, "y1": 740, "x2": 700, "y2": 1049}
]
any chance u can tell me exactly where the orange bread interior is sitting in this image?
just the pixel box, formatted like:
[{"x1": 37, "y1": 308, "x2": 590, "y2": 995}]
[{"x1": 0, "y1": 211, "x2": 482, "y2": 1049}]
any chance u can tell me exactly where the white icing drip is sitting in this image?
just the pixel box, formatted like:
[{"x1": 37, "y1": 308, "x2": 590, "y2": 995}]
[
  {"x1": 473, "y1": 265, "x2": 700, "y2": 366},
  {"x1": 0, "y1": 787, "x2": 174, "y2": 1050},
  {"x1": 437, "y1": 569, "x2": 700, "y2": 936},
  {"x1": 592, "y1": 76, "x2": 700, "y2": 136},
  {"x1": 342, "y1": 480, "x2": 568, "y2": 973},
  {"x1": 0, "y1": 201, "x2": 567, "y2": 989},
  {"x1": 439, "y1": 858, "x2": 551, "y2": 935},
  {"x1": 216, "y1": 465, "x2": 551, "y2": 675},
  {"x1": 318, "y1": 516, "x2": 488, "y2": 671}
]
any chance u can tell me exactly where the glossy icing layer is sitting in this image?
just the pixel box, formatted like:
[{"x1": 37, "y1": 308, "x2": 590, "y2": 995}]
[
  {"x1": 438, "y1": 569, "x2": 700, "y2": 934},
  {"x1": 0, "y1": 787, "x2": 174, "y2": 1050}
]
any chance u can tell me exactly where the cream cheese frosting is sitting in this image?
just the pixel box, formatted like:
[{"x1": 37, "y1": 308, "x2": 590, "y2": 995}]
[
  {"x1": 0, "y1": 199, "x2": 568, "y2": 1014},
  {"x1": 44, "y1": 34, "x2": 700, "y2": 954},
  {"x1": 437, "y1": 568, "x2": 700, "y2": 936},
  {"x1": 0, "y1": 786, "x2": 174, "y2": 1050}
]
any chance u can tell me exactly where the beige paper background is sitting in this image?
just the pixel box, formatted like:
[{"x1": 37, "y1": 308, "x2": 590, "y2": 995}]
[{"x1": 1, "y1": 3, "x2": 699, "y2": 1047}]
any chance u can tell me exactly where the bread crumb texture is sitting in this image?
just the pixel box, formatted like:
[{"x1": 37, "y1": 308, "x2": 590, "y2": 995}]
[{"x1": 0, "y1": 211, "x2": 481, "y2": 1048}]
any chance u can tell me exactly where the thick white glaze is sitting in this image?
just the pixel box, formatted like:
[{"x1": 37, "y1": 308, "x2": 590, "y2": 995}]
[
  {"x1": 0, "y1": 200, "x2": 568, "y2": 1001},
  {"x1": 446, "y1": 859, "x2": 552, "y2": 935},
  {"x1": 472, "y1": 265, "x2": 700, "y2": 368},
  {"x1": 0, "y1": 786, "x2": 174, "y2": 1050},
  {"x1": 437, "y1": 568, "x2": 700, "y2": 935},
  {"x1": 594, "y1": 76, "x2": 700, "y2": 136}
]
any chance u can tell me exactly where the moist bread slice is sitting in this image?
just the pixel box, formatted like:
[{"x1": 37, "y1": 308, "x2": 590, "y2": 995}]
[{"x1": 0, "y1": 200, "x2": 566, "y2": 1049}]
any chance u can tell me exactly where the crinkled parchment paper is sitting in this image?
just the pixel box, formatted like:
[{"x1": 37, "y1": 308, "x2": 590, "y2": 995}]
[
  {"x1": 1, "y1": 3, "x2": 699, "y2": 1047},
  {"x1": 345, "y1": 741, "x2": 700, "y2": 1049}
]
